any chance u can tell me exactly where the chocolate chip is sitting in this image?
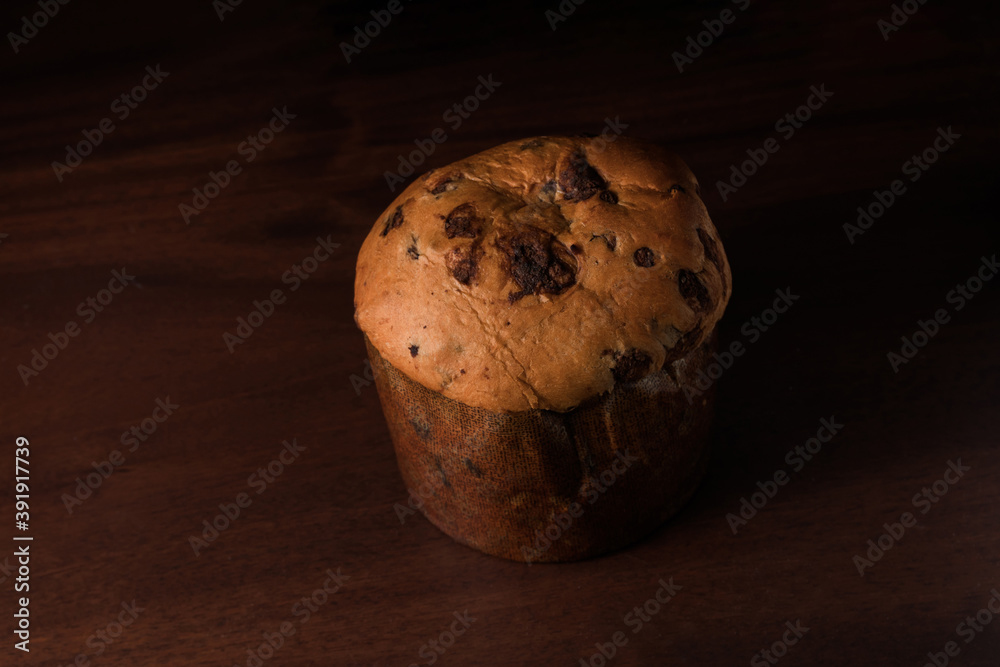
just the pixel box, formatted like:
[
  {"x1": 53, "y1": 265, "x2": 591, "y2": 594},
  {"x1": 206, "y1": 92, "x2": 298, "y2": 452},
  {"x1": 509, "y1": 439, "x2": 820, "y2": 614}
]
[
  {"x1": 406, "y1": 244, "x2": 420, "y2": 260},
  {"x1": 559, "y1": 150, "x2": 607, "y2": 201},
  {"x1": 678, "y1": 269, "x2": 712, "y2": 311},
  {"x1": 611, "y1": 348, "x2": 652, "y2": 383},
  {"x1": 570, "y1": 244, "x2": 582, "y2": 254},
  {"x1": 599, "y1": 190, "x2": 618, "y2": 204},
  {"x1": 409, "y1": 345, "x2": 419, "y2": 357},
  {"x1": 445, "y1": 242, "x2": 484, "y2": 286},
  {"x1": 634, "y1": 247, "x2": 656, "y2": 267},
  {"x1": 669, "y1": 184, "x2": 686, "y2": 195},
  {"x1": 442, "y1": 203, "x2": 481, "y2": 239},
  {"x1": 519, "y1": 139, "x2": 545, "y2": 150},
  {"x1": 696, "y1": 228, "x2": 720, "y2": 268},
  {"x1": 696, "y1": 227, "x2": 726, "y2": 296},
  {"x1": 496, "y1": 227, "x2": 577, "y2": 302},
  {"x1": 379, "y1": 205, "x2": 404, "y2": 237},
  {"x1": 590, "y1": 232, "x2": 616, "y2": 251},
  {"x1": 541, "y1": 180, "x2": 556, "y2": 195}
]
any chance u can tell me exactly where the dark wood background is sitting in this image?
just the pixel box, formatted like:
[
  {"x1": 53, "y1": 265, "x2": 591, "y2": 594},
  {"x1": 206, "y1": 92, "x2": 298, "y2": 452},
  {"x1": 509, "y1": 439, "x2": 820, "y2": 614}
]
[{"x1": 1, "y1": 0, "x2": 998, "y2": 665}]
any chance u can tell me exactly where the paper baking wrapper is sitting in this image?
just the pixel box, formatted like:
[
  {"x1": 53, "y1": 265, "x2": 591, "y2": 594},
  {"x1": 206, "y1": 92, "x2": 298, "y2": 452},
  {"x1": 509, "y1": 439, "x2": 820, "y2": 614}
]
[{"x1": 366, "y1": 331, "x2": 716, "y2": 562}]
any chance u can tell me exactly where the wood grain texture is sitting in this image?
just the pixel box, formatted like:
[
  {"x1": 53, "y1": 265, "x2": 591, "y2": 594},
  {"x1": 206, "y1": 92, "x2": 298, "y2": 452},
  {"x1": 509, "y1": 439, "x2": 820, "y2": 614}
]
[{"x1": 0, "y1": 0, "x2": 998, "y2": 665}]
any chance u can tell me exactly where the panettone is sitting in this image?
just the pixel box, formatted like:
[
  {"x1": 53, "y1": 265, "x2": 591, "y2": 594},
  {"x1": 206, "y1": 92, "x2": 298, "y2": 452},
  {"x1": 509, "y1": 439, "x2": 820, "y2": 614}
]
[{"x1": 355, "y1": 136, "x2": 731, "y2": 562}]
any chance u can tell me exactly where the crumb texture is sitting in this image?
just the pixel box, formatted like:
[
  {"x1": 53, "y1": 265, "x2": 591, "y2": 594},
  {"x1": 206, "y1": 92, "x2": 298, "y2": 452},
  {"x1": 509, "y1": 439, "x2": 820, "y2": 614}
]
[{"x1": 354, "y1": 136, "x2": 732, "y2": 412}]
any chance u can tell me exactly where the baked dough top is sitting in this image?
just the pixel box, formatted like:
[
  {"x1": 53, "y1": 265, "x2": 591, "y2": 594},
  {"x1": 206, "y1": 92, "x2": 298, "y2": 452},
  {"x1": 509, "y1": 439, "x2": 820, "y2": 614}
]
[{"x1": 354, "y1": 136, "x2": 731, "y2": 413}]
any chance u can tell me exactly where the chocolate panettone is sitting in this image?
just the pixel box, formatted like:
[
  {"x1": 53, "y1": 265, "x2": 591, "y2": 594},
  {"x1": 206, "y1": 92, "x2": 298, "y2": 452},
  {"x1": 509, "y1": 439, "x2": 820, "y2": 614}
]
[{"x1": 354, "y1": 136, "x2": 731, "y2": 562}]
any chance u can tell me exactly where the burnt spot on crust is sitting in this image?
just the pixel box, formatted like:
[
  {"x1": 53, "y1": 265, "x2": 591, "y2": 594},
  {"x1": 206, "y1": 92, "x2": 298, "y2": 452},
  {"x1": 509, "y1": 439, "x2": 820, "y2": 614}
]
[
  {"x1": 429, "y1": 174, "x2": 461, "y2": 195},
  {"x1": 541, "y1": 180, "x2": 557, "y2": 196},
  {"x1": 697, "y1": 227, "x2": 727, "y2": 296},
  {"x1": 678, "y1": 269, "x2": 712, "y2": 312},
  {"x1": 408, "y1": 345, "x2": 419, "y2": 357},
  {"x1": 441, "y1": 203, "x2": 482, "y2": 239},
  {"x1": 610, "y1": 348, "x2": 653, "y2": 383},
  {"x1": 519, "y1": 138, "x2": 546, "y2": 150},
  {"x1": 590, "y1": 232, "x2": 617, "y2": 251},
  {"x1": 380, "y1": 205, "x2": 404, "y2": 237},
  {"x1": 634, "y1": 247, "x2": 656, "y2": 267},
  {"x1": 496, "y1": 227, "x2": 578, "y2": 303},
  {"x1": 559, "y1": 150, "x2": 607, "y2": 202},
  {"x1": 570, "y1": 243, "x2": 582, "y2": 254},
  {"x1": 599, "y1": 190, "x2": 619, "y2": 204},
  {"x1": 445, "y1": 242, "x2": 484, "y2": 286}
]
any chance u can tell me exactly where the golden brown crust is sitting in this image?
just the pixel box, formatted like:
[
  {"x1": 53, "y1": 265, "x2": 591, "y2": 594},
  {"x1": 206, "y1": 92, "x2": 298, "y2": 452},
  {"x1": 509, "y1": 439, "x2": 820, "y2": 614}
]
[{"x1": 354, "y1": 136, "x2": 731, "y2": 412}]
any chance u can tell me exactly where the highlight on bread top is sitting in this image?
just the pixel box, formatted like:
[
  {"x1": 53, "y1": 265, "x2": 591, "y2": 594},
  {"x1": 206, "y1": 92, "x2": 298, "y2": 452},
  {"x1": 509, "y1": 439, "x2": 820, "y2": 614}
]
[{"x1": 354, "y1": 136, "x2": 732, "y2": 562}]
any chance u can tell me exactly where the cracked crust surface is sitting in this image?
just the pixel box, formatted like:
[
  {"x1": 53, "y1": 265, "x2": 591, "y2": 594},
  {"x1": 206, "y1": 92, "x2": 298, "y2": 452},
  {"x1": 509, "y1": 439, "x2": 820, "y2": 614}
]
[{"x1": 354, "y1": 136, "x2": 732, "y2": 413}]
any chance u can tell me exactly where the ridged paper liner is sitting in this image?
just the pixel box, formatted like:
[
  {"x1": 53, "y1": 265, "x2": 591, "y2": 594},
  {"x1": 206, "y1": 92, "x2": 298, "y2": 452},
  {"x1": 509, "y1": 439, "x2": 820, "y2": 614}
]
[{"x1": 366, "y1": 331, "x2": 717, "y2": 562}]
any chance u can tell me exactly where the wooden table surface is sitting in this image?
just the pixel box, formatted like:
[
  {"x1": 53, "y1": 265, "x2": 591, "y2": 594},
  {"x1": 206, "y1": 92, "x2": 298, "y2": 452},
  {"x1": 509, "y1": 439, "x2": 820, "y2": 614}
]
[{"x1": 2, "y1": 0, "x2": 998, "y2": 665}]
